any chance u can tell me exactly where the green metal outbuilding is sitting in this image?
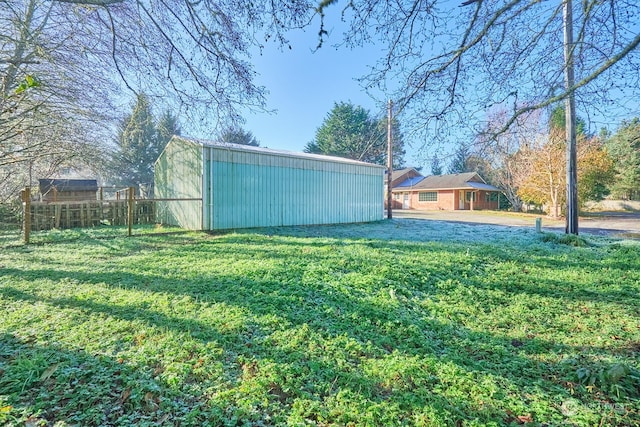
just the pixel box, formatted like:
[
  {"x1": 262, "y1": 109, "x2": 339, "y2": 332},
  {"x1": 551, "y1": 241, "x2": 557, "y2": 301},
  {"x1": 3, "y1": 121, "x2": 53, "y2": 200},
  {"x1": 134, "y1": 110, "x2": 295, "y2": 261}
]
[{"x1": 154, "y1": 136, "x2": 384, "y2": 230}]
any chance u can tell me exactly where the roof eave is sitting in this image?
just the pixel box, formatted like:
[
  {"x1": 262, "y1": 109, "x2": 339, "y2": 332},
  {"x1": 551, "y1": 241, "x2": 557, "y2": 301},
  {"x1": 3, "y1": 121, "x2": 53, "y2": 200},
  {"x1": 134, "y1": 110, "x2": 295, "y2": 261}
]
[
  {"x1": 171, "y1": 136, "x2": 386, "y2": 169},
  {"x1": 392, "y1": 185, "x2": 500, "y2": 192}
]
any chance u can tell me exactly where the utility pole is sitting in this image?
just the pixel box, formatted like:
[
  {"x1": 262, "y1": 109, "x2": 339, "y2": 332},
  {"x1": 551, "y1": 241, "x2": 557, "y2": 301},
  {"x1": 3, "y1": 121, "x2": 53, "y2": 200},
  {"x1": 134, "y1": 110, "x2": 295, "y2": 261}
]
[
  {"x1": 564, "y1": 0, "x2": 579, "y2": 234},
  {"x1": 386, "y1": 99, "x2": 393, "y2": 219}
]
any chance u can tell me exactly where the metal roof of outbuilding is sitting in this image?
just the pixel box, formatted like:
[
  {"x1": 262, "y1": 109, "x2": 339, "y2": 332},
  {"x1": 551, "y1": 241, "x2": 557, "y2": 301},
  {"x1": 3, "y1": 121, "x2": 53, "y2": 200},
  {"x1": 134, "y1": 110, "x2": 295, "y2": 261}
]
[{"x1": 167, "y1": 136, "x2": 385, "y2": 168}]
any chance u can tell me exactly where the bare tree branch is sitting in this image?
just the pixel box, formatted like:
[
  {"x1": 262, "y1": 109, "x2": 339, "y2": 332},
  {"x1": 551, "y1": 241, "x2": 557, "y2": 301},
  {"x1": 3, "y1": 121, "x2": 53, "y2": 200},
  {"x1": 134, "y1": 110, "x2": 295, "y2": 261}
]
[
  {"x1": 52, "y1": 0, "x2": 124, "y2": 5},
  {"x1": 1, "y1": 0, "x2": 318, "y2": 199},
  {"x1": 495, "y1": 30, "x2": 640, "y2": 137},
  {"x1": 325, "y1": 0, "x2": 640, "y2": 145}
]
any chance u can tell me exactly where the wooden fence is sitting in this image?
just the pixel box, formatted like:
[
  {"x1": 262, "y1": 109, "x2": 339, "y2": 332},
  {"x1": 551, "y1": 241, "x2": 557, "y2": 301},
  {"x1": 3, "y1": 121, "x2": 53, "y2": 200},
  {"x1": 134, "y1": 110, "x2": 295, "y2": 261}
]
[
  {"x1": 20, "y1": 186, "x2": 173, "y2": 244},
  {"x1": 26, "y1": 199, "x2": 156, "y2": 231},
  {"x1": 20, "y1": 186, "x2": 202, "y2": 243}
]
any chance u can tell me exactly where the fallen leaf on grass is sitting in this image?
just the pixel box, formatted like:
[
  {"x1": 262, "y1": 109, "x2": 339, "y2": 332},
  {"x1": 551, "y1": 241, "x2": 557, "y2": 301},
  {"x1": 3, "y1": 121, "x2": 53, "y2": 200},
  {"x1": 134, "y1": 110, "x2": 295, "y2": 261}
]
[
  {"x1": 241, "y1": 361, "x2": 257, "y2": 379},
  {"x1": 144, "y1": 392, "x2": 159, "y2": 411},
  {"x1": 119, "y1": 388, "x2": 131, "y2": 404},
  {"x1": 0, "y1": 405, "x2": 12, "y2": 413},
  {"x1": 517, "y1": 414, "x2": 533, "y2": 423},
  {"x1": 25, "y1": 416, "x2": 45, "y2": 427},
  {"x1": 39, "y1": 363, "x2": 59, "y2": 381},
  {"x1": 269, "y1": 382, "x2": 290, "y2": 403},
  {"x1": 505, "y1": 412, "x2": 534, "y2": 425}
]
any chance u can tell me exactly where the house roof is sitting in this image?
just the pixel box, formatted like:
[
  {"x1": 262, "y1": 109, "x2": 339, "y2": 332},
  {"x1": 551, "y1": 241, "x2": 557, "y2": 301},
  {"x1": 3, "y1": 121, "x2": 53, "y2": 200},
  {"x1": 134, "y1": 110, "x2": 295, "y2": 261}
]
[
  {"x1": 393, "y1": 172, "x2": 501, "y2": 191},
  {"x1": 390, "y1": 167, "x2": 421, "y2": 181},
  {"x1": 163, "y1": 136, "x2": 385, "y2": 169},
  {"x1": 38, "y1": 179, "x2": 98, "y2": 193},
  {"x1": 466, "y1": 181, "x2": 502, "y2": 191},
  {"x1": 396, "y1": 176, "x2": 425, "y2": 187}
]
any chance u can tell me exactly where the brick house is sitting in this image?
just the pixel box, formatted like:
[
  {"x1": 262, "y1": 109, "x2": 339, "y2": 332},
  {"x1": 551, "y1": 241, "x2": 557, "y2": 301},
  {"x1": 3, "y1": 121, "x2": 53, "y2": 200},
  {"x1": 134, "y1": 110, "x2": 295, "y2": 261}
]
[
  {"x1": 384, "y1": 168, "x2": 423, "y2": 209},
  {"x1": 392, "y1": 171, "x2": 501, "y2": 211}
]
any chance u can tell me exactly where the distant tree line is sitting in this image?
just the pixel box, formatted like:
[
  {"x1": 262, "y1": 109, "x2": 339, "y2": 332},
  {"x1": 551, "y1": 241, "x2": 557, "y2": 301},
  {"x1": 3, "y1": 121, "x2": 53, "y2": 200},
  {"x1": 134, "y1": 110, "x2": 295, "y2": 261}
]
[
  {"x1": 0, "y1": 0, "x2": 308, "y2": 202},
  {"x1": 429, "y1": 106, "x2": 638, "y2": 216},
  {"x1": 3, "y1": 0, "x2": 637, "y2": 219},
  {"x1": 110, "y1": 94, "x2": 261, "y2": 193},
  {"x1": 604, "y1": 118, "x2": 640, "y2": 201}
]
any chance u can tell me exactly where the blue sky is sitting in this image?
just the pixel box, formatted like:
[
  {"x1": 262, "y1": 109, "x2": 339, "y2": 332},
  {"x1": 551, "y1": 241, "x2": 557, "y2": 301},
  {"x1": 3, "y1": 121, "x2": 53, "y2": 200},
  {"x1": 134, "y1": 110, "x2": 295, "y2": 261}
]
[
  {"x1": 240, "y1": 16, "x2": 428, "y2": 166},
  {"x1": 237, "y1": 7, "x2": 639, "y2": 173}
]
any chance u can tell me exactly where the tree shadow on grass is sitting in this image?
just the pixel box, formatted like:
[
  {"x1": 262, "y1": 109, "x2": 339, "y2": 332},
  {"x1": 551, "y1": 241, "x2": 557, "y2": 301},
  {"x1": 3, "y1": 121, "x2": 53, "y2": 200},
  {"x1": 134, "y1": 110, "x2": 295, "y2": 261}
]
[
  {"x1": 2, "y1": 229, "x2": 639, "y2": 425},
  {"x1": 0, "y1": 283, "x2": 567, "y2": 426},
  {"x1": 0, "y1": 332, "x2": 233, "y2": 426},
  {"x1": 1, "y1": 265, "x2": 628, "y2": 425}
]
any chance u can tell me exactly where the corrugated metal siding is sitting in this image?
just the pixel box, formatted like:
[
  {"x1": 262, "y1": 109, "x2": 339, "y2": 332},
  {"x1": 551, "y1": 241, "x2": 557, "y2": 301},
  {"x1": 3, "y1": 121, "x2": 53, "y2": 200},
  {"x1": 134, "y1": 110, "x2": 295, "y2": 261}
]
[
  {"x1": 154, "y1": 139, "x2": 203, "y2": 230},
  {"x1": 202, "y1": 145, "x2": 383, "y2": 230}
]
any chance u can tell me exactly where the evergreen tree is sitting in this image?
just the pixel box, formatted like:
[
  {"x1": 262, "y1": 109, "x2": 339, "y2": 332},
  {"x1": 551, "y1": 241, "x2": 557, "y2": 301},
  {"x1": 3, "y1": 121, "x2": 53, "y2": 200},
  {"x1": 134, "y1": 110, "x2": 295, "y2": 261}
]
[
  {"x1": 550, "y1": 105, "x2": 587, "y2": 136},
  {"x1": 605, "y1": 118, "x2": 640, "y2": 200},
  {"x1": 218, "y1": 126, "x2": 260, "y2": 146},
  {"x1": 305, "y1": 101, "x2": 405, "y2": 168},
  {"x1": 157, "y1": 110, "x2": 181, "y2": 151},
  {"x1": 376, "y1": 116, "x2": 406, "y2": 169},
  {"x1": 447, "y1": 145, "x2": 493, "y2": 177},
  {"x1": 112, "y1": 94, "x2": 180, "y2": 189},
  {"x1": 448, "y1": 145, "x2": 470, "y2": 174},
  {"x1": 465, "y1": 154, "x2": 492, "y2": 180},
  {"x1": 430, "y1": 153, "x2": 443, "y2": 175}
]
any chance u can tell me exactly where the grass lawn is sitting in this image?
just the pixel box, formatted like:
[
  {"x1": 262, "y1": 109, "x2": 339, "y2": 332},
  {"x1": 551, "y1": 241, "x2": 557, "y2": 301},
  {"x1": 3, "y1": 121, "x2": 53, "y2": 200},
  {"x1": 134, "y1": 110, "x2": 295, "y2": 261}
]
[{"x1": 0, "y1": 221, "x2": 639, "y2": 426}]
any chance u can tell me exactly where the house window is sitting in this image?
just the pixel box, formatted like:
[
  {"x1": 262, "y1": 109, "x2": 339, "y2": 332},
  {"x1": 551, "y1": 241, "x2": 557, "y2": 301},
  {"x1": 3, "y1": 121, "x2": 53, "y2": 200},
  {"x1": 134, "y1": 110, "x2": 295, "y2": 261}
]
[
  {"x1": 393, "y1": 193, "x2": 400, "y2": 200},
  {"x1": 485, "y1": 192, "x2": 498, "y2": 202},
  {"x1": 419, "y1": 191, "x2": 437, "y2": 202},
  {"x1": 465, "y1": 191, "x2": 476, "y2": 202}
]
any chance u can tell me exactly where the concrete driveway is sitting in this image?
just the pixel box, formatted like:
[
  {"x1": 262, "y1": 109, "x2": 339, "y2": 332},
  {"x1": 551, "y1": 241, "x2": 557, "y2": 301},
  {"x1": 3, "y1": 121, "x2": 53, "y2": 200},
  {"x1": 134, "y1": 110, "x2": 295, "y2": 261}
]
[{"x1": 391, "y1": 209, "x2": 640, "y2": 238}]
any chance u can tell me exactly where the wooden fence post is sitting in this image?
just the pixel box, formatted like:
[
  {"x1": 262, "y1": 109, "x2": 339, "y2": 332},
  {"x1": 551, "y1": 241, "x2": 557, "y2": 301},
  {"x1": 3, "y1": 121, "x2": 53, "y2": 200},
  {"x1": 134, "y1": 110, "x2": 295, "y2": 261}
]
[
  {"x1": 22, "y1": 187, "x2": 31, "y2": 244},
  {"x1": 128, "y1": 187, "x2": 134, "y2": 237}
]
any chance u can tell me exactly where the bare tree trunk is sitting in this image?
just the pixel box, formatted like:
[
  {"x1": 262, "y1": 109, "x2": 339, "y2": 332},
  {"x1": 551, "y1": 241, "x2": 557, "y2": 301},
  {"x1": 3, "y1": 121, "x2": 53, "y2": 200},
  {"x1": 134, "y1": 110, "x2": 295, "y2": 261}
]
[
  {"x1": 551, "y1": 188, "x2": 559, "y2": 218},
  {"x1": 548, "y1": 178, "x2": 556, "y2": 217},
  {"x1": 2, "y1": 0, "x2": 38, "y2": 98},
  {"x1": 564, "y1": 0, "x2": 579, "y2": 234}
]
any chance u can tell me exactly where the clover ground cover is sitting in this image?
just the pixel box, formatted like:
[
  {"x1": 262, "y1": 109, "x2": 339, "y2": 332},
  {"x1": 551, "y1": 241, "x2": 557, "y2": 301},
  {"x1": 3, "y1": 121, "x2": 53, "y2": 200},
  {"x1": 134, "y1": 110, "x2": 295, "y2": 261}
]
[{"x1": 0, "y1": 222, "x2": 639, "y2": 426}]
